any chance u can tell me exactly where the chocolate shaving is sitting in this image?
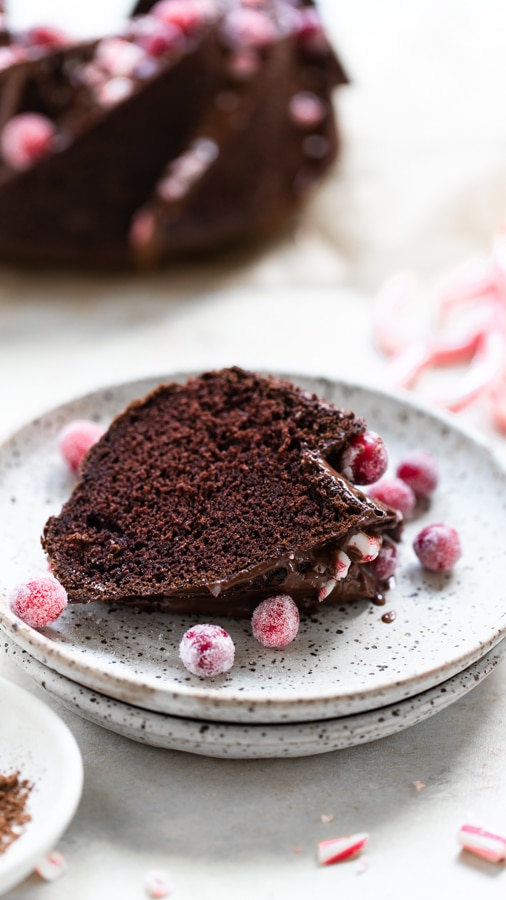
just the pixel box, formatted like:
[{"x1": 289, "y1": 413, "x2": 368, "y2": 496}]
[{"x1": 0, "y1": 772, "x2": 32, "y2": 854}]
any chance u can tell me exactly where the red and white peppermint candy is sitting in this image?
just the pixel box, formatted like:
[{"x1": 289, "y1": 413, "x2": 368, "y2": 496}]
[
  {"x1": 145, "y1": 868, "x2": 174, "y2": 898},
  {"x1": 457, "y1": 824, "x2": 506, "y2": 863},
  {"x1": 35, "y1": 851, "x2": 68, "y2": 882},
  {"x1": 346, "y1": 532, "x2": 381, "y2": 563},
  {"x1": 333, "y1": 550, "x2": 351, "y2": 581},
  {"x1": 317, "y1": 832, "x2": 369, "y2": 866},
  {"x1": 318, "y1": 578, "x2": 336, "y2": 602}
]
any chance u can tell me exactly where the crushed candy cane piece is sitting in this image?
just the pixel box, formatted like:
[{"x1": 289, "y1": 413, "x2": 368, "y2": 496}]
[
  {"x1": 318, "y1": 578, "x2": 336, "y2": 602},
  {"x1": 373, "y1": 269, "x2": 417, "y2": 357},
  {"x1": 333, "y1": 549, "x2": 351, "y2": 581},
  {"x1": 412, "y1": 780, "x2": 426, "y2": 792},
  {"x1": 35, "y1": 850, "x2": 68, "y2": 881},
  {"x1": 320, "y1": 813, "x2": 335, "y2": 824},
  {"x1": 145, "y1": 868, "x2": 174, "y2": 898},
  {"x1": 457, "y1": 824, "x2": 506, "y2": 863},
  {"x1": 317, "y1": 833, "x2": 369, "y2": 866},
  {"x1": 374, "y1": 227, "x2": 506, "y2": 432},
  {"x1": 346, "y1": 532, "x2": 381, "y2": 563}
]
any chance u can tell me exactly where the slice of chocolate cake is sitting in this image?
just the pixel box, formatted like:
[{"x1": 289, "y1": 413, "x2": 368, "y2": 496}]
[{"x1": 42, "y1": 368, "x2": 402, "y2": 616}]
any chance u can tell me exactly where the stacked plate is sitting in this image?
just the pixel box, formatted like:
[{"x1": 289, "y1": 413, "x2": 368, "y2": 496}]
[{"x1": 1, "y1": 373, "x2": 506, "y2": 759}]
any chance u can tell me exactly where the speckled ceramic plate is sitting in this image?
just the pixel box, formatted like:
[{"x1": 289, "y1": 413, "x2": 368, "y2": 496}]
[
  {"x1": 1, "y1": 372, "x2": 506, "y2": 724},
  {"x1": 4, "y1": 639, "x2": 506, "y2": 758},
  {"x1": 0, "y1": 676, "x2": 83, "y2": 895}
]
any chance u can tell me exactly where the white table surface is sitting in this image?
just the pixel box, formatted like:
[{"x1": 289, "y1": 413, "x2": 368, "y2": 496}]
[{"x1": 2, "y1": 1, "x2": 506, "y2": 897}]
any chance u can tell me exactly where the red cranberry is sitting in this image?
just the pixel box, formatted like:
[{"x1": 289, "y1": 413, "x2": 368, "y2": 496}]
[
  {"x1": 222, "y1": 8, "x2": 277, "y2": 48},
  {"x1": 151, "y1": 0, "x2": 214, "y2": 33},
  {"x1": 368, "y1": 477, "x2": 416, "y2": 519},
  {"x1": 58, "y1": 419, "x2": 105, "y2": 473},
  {"x1": 9, "y1": 576, "x2": 68, "y2": 628},
  {"x1": 371, "y1": 541, "x2": 399, "y2": 581},
  {"x1": 0, "y1": 113, "x2": 55, "y2": 171},
  {"x1": 294, "y1": 8, "x2": 327, "y2": 51},
  {"x1": 339, "y1": 431, "x2": 388, "y2": 485},
  {"x1": 179, "y1": 624, "x2": 235, "y2": 677},
  {"x1": 413, "y1": 523, "x2": 461, "y2": 572},
  {"x1": 130, "y1": 16, "x2": 184, "y2": 57},
  {"x1": 251, "y1": 594, "x2": 300, "y2": 648},
  {"x1": 396, "y1": 451, "x2": 439, "y2": 498},
  {"x1": 18, "y1": 26, "x2": 68, "y2": 50}
]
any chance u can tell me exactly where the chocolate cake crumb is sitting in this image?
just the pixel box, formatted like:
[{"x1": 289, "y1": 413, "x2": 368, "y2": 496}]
[{"x1": 0, "y1": 772, "x2": 32, "y2": 854}]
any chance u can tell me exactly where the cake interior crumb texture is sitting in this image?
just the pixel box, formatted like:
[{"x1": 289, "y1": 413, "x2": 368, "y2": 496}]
[{"x1": 42, "y1": 368, "x2": 402, "y2": 615}]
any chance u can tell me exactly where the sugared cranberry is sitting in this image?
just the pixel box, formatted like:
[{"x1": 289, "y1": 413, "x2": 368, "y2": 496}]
[
  {"x1": 18, "y1": 26, "x2": 68, "y2": 50},
  {"x1": 294, "y1": 8, "x2": 327, "y2": 51},
  {"x1": 9, "y1": 576, "x2": 68, "y2": 628},
  {"x1": 288, "y1": 91, "x2": 327, "y2": 128},
  {"x1": 0, "y1": 113, "x2": 56, "y2": 171},
  {"x1": 130, "y1": 16, "x2": 184, "y2": 57},
  {"x1": 339, "y1": 431, "x2": 388, "y2": 485},
  {"x1": 96, "y1": 38, "x2": 145, "y2": 77},
  {"x1": 58, "y1": 419, "x2": 105, "y2": 473},
  {"x1": 251, "y1": 594, "x2": 300, "y2": 648},
  {"x1": 371, "y1": 541, "x2": 399, "y2": 581},
  {"x1": 0, "y1": 46, "x2": 26, "y2": 71},
  {"x1": 222, "y1": 8, "x2": 277, "y2": 48},
  {"x1": 368, "y1": 477, "x2": 416, "y2": 519},
  {"x1": 413, "y1": 523, "x2": 461, "y2": 572},
  {"x1": 179, "y1": 624, "x2": 235, "y2": 677},
  {"x1": 151, "y1": 0, "x2": 214, "y2": 33},
  {"x1": 396, "y1": 451, "x2": 439, "y2": 499}
]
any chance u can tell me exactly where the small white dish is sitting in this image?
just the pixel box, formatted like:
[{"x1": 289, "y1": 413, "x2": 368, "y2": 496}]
[
  {"x1": 0, "y1": 676, "x2": 83, "y2": 896},
  {"x1": 5, "y1": 639, "x2": 506, "y2": 759},
  {"x1": 1, "y1": 373, "x2": 506, "y2": 723}
]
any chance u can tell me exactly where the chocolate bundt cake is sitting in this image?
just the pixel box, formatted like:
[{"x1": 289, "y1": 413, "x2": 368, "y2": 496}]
[
  {"x1": 42, "y1": 368, "x2": 402, "y2": 616},
  {"x1": 0, "y1": 1, "x2": 345, "y2": 266}
]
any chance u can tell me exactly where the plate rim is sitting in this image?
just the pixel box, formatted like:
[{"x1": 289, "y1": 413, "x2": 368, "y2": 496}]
[{"x1": 5, "y1": 638, "x2": 506, "y2": 759}]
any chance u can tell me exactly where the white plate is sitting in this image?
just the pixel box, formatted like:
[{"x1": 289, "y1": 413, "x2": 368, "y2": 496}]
[
  {"x1": 0, "y1": 676, "x2": 83, "y2": 896},
  {"x1": 1, "y1": 373, "x2": 506, "y2": 724},
  {"x1": 5, "y1": 638, "x2": 506, "y2": 759}
]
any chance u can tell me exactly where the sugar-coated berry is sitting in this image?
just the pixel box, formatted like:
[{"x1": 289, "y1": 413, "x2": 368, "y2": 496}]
[
  {"x1": 339, "y1": 431, "x2": 388, "y2": 485},
  {"x1": 222, "y1": 8, "x2": 277, "y2": 48},
  {"x1": 371, "y1": 540, "x2": 399, "y2": 580},
  {"x1": 179, "y1": 624, "x2": 235, "y2": 677},
  {"x1": 58, "y1": 419, "x2": 105, "y2": 472},
  {"x1": 18, "y1": 26, "x2": 68, "y2": 49},
  {"x1": 251, "y1": 594, "x2": 300, "y2": 648},
  {"x1": 396, "y1": 451, "x2": 438, "y2": 498},
  {"x1": 0, "y1": 113, "x2": 56, "y2": 171},
  {"x1": 413, "y1": 523, "x2": 461, "y2": 572},
  {"x1": 9, "y1": 576, "x2": 68, "y2": 628},
  {"x1": 152, "y1": 0, "x2": 214, "y2": 33},
  {"x1": 368, "y1": 476, "x2": 416, "y2": 519},
  {"x1": 131, "y1": 16, "x2": 184, "y2": 57}
]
